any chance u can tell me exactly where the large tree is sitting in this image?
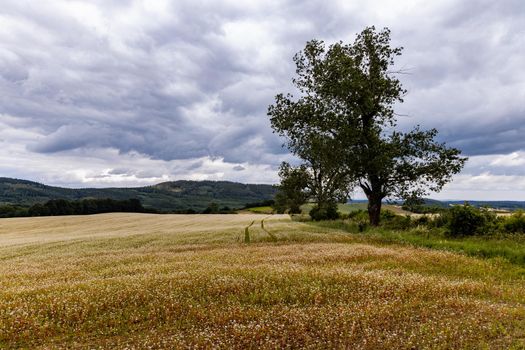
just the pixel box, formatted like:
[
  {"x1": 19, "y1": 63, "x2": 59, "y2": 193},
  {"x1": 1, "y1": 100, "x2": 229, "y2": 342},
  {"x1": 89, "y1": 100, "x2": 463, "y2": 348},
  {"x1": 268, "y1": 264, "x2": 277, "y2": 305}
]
[{"x1": 268, "y1": 26, "x2": 466, "y2": 225}]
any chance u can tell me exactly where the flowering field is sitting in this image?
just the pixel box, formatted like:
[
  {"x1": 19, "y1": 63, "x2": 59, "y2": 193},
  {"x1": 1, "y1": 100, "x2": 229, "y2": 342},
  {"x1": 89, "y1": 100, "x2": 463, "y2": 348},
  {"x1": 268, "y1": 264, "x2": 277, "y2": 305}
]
[{"x1": 0, "y1": 213, "x2": 524, "y2": 349}]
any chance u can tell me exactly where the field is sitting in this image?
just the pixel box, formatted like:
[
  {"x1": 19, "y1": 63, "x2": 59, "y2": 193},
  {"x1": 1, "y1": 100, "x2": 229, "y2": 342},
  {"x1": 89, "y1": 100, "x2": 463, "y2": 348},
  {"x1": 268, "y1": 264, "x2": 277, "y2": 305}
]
[
  {"x1": 300, "y1": 202, "x2": 413, "y2": 216},
  {"x1": 245, "y1": 206, "x2": 274, "y2": 214},
  {"x1": 1, "y1": 213, "x2": 524, "y2": 349}
]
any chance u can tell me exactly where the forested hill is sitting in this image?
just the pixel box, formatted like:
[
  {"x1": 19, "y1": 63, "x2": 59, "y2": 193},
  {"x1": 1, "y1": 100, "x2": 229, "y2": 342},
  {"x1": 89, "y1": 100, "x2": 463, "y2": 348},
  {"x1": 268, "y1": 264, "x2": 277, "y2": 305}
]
[{"x1": 0, "y1": 177, "x2": 277, "y2": 212}]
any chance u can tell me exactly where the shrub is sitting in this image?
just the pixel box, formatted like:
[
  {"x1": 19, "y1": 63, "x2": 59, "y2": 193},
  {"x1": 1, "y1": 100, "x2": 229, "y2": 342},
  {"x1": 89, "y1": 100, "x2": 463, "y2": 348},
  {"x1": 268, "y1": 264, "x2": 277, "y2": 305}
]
[
  {"x1": 347, "y1": 209, "x2": 368, "y2": 221},
  {"x1": 288, "y1": 205, "x2": 302, "y2": 214},
  {"x1": 446, "y1": 204, "x2": 496, "y2": 236},
  {"x1": 503, "y1": 210, "x2": 525, "y2": 234},
  {"x1": 383, "y1": 214, "x2": 412, "y2": 230},
  {"x1": 309, "y1": 203, "x2": 339, "y2": 221},
  {"x1": 413, "y1": 215, "x2": 430, "y2": 226},
  {"x1": 429, "y1": 212, "x2": 450, "y2": 228},
  {"x1": 380, "y1": 209, "x2": 397, "y2": 221},
  {"x1": 402, "y1": 204, "x2": 443, "y2": 214},
  {"x1": 346, "y1": 210, "x2": 369, "y2": 231}
]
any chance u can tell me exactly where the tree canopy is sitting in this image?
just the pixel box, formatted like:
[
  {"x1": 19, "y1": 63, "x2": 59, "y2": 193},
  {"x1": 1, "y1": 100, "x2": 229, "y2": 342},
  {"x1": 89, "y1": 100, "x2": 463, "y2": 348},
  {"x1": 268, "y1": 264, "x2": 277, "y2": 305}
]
[{"x1": 268, "y1": 26, "x2": 467, "y2": 224}]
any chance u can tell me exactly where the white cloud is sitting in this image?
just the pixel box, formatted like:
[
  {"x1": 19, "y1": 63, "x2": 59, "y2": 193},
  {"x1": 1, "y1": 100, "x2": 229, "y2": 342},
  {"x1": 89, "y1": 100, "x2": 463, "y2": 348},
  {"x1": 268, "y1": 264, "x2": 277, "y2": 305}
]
[
  {"x1": 490, "y1": 152, "x2": 525, "y2": 167},
  {"x1": 0, "y1": 0, "x2": 524, "y2": 200}
]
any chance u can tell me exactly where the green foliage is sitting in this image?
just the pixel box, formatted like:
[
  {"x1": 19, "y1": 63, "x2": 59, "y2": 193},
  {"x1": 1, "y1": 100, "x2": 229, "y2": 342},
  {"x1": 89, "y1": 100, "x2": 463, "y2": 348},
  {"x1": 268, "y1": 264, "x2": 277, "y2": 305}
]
[
  {"x1": 273, "y1": 163, "x2": 310, "y2": 214},
  {"x1": 243, "y1": 200, "x2": 275, "y2": 209},
  {"x1": 268, "y1": 27, "x2": 466, "y2": 226},
  {"x1": 246, "y1": 206, "x2": 273, "y2": 214},
  {"x1": 2, "y1": 198, "x2": 152, "y2": 218},
  {"x1": 446, "y1": 204, "x2": 498, "y2": 237},
  {"x1": 402, "y1": 197, "x2": 445, "y2": 213},
  {"x1": 347, "y1": 209, "x2": 369, "y2": 221},
  {"x1": 202, "y1": 202, "x2": 220, "y2": 214},
  {"x1": 0, "y1": 204, "x2": 29, "y2": 218},
  {"x1": 346, "y1": 209, "x2": 370, "y2": 231},
  {"x1": 25, "y1": 198, "x2": 146, "y2": 217},
  {"x1": 429, "y1": 212, "x2": 450, "y2": 228},
  {"x1": 503, "y1": 210, "x2": 525, "y2": 234},
  {"x1": 201, "y1": 203, "x2": 236, "y2": 214},
  {"x1": 0, "y1": 177, "x2": 277, "y2": 212},
  {"x1": 306, "y1": 204, "x2": 525, "y2": 240},
  {"x1": 402, "y1": 204, "x2": 443, "y2": 214},
  {"x1": 413, "y1": 215, "x2": 431, "y2": 226},
  {"x1": 309, "y1": 214, "x2": 525, "y2": 266},
  {"x1": 344, "y1": 209, "x2": 413, "y2": 230},
  {"x1": 383, "y1": 214, "x2": 413, "y2": 230},
  {"x1": 309, "y1": 202, "x2": 340, "y2": 221}
]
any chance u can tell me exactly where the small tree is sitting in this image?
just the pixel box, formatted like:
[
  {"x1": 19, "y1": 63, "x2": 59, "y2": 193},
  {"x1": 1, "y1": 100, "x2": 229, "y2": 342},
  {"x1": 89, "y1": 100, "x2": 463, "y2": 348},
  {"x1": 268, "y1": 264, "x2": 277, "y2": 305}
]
[
  {"x1": 269, "y1": 92, "x2": 354, "y2": 218},
  {"x1": 273, "y1": 162, "x2": 310, "y2": 214},
  {"x1": 269, "y1": 26, "x2": 466, "y2": 225}
]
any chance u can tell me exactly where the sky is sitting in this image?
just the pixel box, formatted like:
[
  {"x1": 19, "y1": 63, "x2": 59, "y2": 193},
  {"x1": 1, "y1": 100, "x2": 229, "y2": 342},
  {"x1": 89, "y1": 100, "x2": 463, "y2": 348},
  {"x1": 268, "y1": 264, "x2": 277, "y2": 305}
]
[{"x1": 0, "y1": 0, "x2": 524, "y2": 200}]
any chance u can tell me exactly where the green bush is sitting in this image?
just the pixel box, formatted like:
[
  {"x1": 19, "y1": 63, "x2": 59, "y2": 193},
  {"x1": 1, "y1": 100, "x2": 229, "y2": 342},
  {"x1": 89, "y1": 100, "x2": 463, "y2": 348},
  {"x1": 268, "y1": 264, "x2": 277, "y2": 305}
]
[
  {"x1": 288, "y1": 205, "x2": 302, "y2": 214},
  {"x1": 346, "y1": 210, "x2": 369, "y2": 231},
  {"x1": 380, "y1": 209, "x2": 397, "y2": 221},
  {"x1": 429, "y1": 212, "x2": 449, "y2": 228},
  {"x1": 384, "y1": 215, "x2": 413, "y2": 230},
  {"x1": 446, "y1": 204, "x2": 496, "y2": 236},
  {"x1": 309, "y1": 203, "x2": 340, "y2": 221},
  {"x1": 413, "y1": 215, "x2": 430, "y2": 226},
  {"x1": 503, "y1": 210, "x2": 525, "y2": 234},
  {"x1": 347, "y1": 209, "x2": 368, "y2": 220}
]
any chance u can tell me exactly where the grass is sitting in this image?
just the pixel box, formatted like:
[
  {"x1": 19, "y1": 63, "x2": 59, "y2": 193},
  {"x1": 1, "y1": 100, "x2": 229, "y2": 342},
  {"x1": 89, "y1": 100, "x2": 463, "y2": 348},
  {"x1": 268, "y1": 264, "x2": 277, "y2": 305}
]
[
  {"x1": 310, "y1": 220, "x2": 525, "y2": 266},
  {"x1": 301, "y1": 202, "x2": 366, "y2": 214},
  {"x1": 0, "y1": 213, "x2": 524, "y2": 348},
  {"x1": 300, "y1": 202, "x2": 412, "y2": 216},
  {"x1": 246, "y1": 206, "x2": 274, "y2": 214}
]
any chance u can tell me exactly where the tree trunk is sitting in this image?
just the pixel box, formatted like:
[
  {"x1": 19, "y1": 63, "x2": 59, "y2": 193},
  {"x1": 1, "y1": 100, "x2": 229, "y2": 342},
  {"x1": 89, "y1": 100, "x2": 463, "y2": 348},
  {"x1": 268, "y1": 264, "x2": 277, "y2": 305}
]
[{"x1": 367, "y1": 194, "x2": 382, "y2": 226}]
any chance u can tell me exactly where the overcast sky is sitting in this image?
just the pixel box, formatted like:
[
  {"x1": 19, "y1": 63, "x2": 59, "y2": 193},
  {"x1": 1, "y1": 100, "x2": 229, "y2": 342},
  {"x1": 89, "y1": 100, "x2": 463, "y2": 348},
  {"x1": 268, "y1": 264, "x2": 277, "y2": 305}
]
[{"x1": 1, "y1": 0, "x2": 524, "y2": 200}]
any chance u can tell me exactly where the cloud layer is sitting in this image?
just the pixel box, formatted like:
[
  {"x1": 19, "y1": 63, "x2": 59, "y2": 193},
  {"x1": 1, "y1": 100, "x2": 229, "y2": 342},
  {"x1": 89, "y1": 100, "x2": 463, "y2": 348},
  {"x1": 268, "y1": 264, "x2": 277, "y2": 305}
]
[{"x1": 0, "y1": 0, "x2": 524, "y2": 198}]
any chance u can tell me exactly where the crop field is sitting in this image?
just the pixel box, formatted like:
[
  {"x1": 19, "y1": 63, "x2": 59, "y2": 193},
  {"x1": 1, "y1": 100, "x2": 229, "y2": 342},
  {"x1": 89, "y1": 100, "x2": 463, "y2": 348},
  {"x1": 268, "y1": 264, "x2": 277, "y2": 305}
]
[{"x1": 1, "y1": 213, "x2": 524, "y2": 349}]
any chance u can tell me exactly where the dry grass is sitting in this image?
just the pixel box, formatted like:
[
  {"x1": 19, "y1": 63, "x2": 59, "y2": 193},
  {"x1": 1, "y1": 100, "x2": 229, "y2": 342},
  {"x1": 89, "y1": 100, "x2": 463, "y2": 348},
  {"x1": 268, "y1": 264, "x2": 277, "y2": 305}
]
[
  {"x1": 0, "y1": 213, "x2": 523, "y2": 349},
  {"x1": 0, "y1": 213, "x2": 287, "y2": 247}
]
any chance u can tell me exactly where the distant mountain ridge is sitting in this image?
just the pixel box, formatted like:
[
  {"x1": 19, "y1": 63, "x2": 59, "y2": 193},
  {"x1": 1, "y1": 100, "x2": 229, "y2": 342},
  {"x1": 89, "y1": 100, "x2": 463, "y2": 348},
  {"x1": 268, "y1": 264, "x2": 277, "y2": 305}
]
[
  {"x1": 0, "y1": 177, "x2": 277, "y2": 212},
  {"x1": 438, "y1": 200, "x2": 525, "y2": 210},
  {"x1": 351, "y1": 198, "x2": 525, "y2": 211},
  {"x1": 407, "y1": 198, "x2": 525, "y2": 211}
]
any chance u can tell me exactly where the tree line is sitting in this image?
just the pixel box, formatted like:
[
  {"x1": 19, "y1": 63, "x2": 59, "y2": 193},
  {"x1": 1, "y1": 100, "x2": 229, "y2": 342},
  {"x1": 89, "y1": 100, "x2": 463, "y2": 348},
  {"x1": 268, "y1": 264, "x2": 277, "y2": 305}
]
[
  {"x1": 0, "y1": 199, "x2": 247, "y2": 218},
  {"x1": 269, "y1": 26, "x2": 466, "y2": 225},
  {"x1": 0, "y1": 198, "x2": 149, "y2": 218}
]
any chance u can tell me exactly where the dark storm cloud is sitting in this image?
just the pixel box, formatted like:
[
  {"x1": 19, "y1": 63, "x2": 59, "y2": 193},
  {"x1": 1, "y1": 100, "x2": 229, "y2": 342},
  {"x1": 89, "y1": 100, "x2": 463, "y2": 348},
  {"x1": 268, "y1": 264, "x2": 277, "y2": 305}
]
[
  {"x1": 392, "y1": 0, "x2": 525, "y2": 157},
  {"x1": 1, "y1": 0, "x2": 524, "y2": 188},
  {"x1": 0, "y1": 0, "x2": 369, "y2": 166}
]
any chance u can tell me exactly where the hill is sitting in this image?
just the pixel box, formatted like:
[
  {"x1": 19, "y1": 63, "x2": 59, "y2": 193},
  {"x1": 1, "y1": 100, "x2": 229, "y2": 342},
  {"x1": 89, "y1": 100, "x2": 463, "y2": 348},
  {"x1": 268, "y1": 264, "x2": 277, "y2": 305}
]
[{"x1": 0, "y1": 177, "x2": 277, "y2": 212}]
